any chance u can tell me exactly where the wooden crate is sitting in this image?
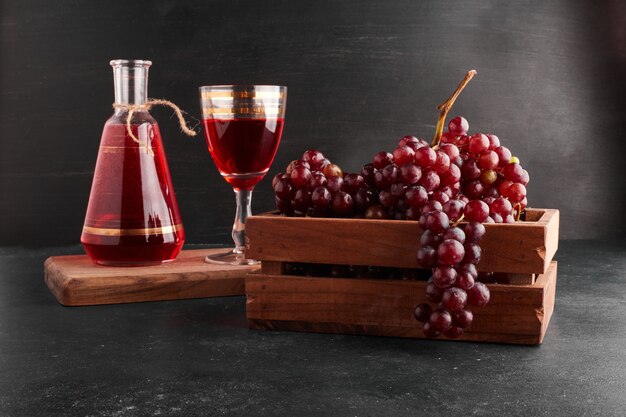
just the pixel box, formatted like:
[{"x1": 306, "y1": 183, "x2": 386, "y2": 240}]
[{"x1": 244, "y1": 208, "x2": 559, "y2": 345}]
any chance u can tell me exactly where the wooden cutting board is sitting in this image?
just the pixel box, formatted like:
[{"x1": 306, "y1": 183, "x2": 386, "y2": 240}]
[{"x1": 44, "y1": 248, "x2": 258, "y2": 306}]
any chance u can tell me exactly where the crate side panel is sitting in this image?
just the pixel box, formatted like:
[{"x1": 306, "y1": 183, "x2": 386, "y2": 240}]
[
  {"x1": 246, "y1": 262, "x2": 556, "y2": 342},
  {"x1": 246, "y1": 209, "x2": 558, "y2": 275},
  {"x1": 248, "y1": 320, "x2": 543, "y2": 345},
  {"x1": 246, "y1": 215, "x2": 419, "y2": 268}
]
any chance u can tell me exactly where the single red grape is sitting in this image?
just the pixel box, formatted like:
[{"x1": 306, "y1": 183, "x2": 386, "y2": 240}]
[
  {"x1": 494, "y1": 146, "x2": 512, "y2": 167},
  {"x1": 398, "y1": 135, "x2": 423, "y2": 151},
  {"x1": 456, "y1": 263, "x2": 478, "y2": 279},
  {"x1": 468, "y1": 134, "x2": 490, "y2": 154},
  {"x1": 425, "y1": 210, "x2": 450, "y2": 233},
  {"x1": 463, "y1": 179, "x2": 485, "y2": 199},
  {"x1": 520, "y1": 169, "x2": 530, "y2": 186},
  {"x1": 452, "y1": 309, "x2": 473, "y2": 328},
  {"x1": 414, "y1": 303, "x2": 433, "y2": 323},
  {"x1": 309, "y1": 172, "x2": 328, "y2": 188},
  {"x1": 440, "y1": 163, "x2": 461, "y2": 186},
  {"x1": 433, "y1": 151, "x2": 451, "y2": 174},
  {"x1": 311, "y1": 186, "x2": 332, "y2": 208},
  {"x1": 442, "y1": 226, "x2": 465, "y2": 243},
  {"x1": 462, "y1": 242, "x2": 481, "y2": 264},
  {"x1": 439, "y1": 143, "x2": 460, "y2": 159},
  {"x1": 379, "y1": 190, "x2": 398, "y2": 208},
  {"x1": 414, "y1": 146, "x2": 437, "y2": 168},
  {"x1": 443, "y1": 326, "x2": 464, "y2": 339},
  {"x1": 272, "y1": 173, "x2": 284, "y2": 188},
  {"x1": 478, "y1": 150, "x2": 499, "y2": 170},
  {"x1": 422, "y1": 322, "x2": 440, "y2": 338},
  {"x1": 290, "y1": 165, "x2": 312, "y2": 188},
  {"x1": 418, "y1": 246, "x2": 438, "y2": 268},
  {"x1": 373, "y1": 151, "x2": 393, "y2": 169},
  {"x1": 405, "y1": 186, "x2": 429, "y2": 208},
  {"x1": 456, "y1": 271, "x2": 475, "y2": 291},
  {"x1": 503, "y1": 163, "x2": 524, "y2": 182},
  {"x1": 448, "y1": 116, "x2": 469, "y2": 135},
  {"x1": 331, "y1": 191, "x2": 354, "y2": 216},
  {"x1": 506, "y1": 183, "x2": 527, "y2": 203},
  {"x1": 441, "y1": 287, "x2": 468, "y2": 312},
  {"x1": 461, "y1": 159, "x2": 481, "y2": 180},
  {"x1": 433, "y1": 266, "x2": 458, "y2": 289},
  {"x1": 301, "y1": 149, "x2": 326, "y2": 170},
  {"x1": 327, "y1": 175, "x2": 344, "y2": 193},
  {"x1": 418, "y1": 170, "x2": 440, "y2": 192},
  {"x1": 490, "y1": 197, "x2": 512, "y2": 217},
  {"x1": 429, "y1": 309, "x2": 453, "y2": 332},
  {"x1": 354, "y1": 188, "x2": 376, "y2": 211},
  {"x1": 421, "y1": 230, "x2": 442, "y2": 247},
  {"x1": 464, "y1": 200, "x2": 489, "y2": 222},
  {"x1": 274, "y1": 177, "x2": 293, "y2": 200},
  {"x1": 361, "y1": 163, "x2": 377, "y2": 187},
  {"x1": 442, "y1": 199, "x2": 465, "y2": 221},
  {"x1": 343, "y1": 173, "x2": 365, "y2": 193},
  {"x1": 421, "y1": 201, "x2": 443, "y2": 215},
  {"x1": 393, "y1": 145, "x2": 416, "y2": 166},
  {"x1": 430, "y1": 190, "x2": 450, "y2": 204},
  {"x1": 437, "y1": 239, "x2": 465, "y2": 266},
  {"x1": 486, "y1": 134, "x2": 500, "y2": 149},
  {"x1": 467, "y1": 282, "x2": 490, "y2": 307},
  {"x1": 400, "y1": 163, "x2": 422, "y2": 185}
]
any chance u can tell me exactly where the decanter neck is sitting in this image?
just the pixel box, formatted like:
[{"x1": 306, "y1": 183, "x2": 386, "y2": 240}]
[{"x1": 111, "y1": 59, "x2": 151, "y2": 105}]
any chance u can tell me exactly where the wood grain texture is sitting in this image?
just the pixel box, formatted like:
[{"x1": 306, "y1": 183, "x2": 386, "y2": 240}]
[
  {"x1": 246, "y1": 208, "x2": 559, "y2": 274},
  {"x1": 246, "y1": 262, "x2": 557, "y2": 345},
  {"x1": 44, "y1": 248, "x2": 258, "y2": 306}
]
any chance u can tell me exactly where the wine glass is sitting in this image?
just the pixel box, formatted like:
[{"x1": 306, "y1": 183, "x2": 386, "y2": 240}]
[{"x1": 199, "y1": 85, "x2": 287, "y2": 265}]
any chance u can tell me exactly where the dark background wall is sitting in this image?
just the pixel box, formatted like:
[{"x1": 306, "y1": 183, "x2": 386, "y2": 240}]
[{"x1": 1, "y1": 0, "x2": 625, "y2": 246}]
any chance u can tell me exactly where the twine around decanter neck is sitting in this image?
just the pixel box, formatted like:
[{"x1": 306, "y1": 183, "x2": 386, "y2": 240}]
[{"x1": 112, "y1": 98, "x2": 197, "y2": 156}]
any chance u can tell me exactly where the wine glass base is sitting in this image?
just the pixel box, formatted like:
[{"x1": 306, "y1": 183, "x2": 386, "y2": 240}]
[{"x1": 205, "y1": 249, "x2": 260, "y2": 266}]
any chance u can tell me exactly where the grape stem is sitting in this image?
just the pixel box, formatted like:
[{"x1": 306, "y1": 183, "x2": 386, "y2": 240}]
[
  {"x1": 431, "y1": 70, "x2": 477, "y2": 147},
  {"x1": 451, "y1": 214, "x2": 465, "y2": 228},
  {"x1": 514, "y1": 203, "x2": 523, "y2": 221}
]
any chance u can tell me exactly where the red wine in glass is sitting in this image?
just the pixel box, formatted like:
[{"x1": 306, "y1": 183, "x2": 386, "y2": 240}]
[
  {"x1": 199, "y1": 85, "x2": 287, "y2": 265},
  {"x1": 202, "y1": 117, "x2": 284, "y2": 190}
]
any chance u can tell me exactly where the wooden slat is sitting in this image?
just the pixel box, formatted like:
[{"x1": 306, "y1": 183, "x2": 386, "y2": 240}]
[
  {"x1": 44, "y1": 248, "x2": 258, "y2": 306},
  {"x1": 248, "y1": 320, "x2": 544, "y2": 345},
  {"x1": 246, "y1": 208, "x2": 559, "y2": 274},
  {"x1": 538, "y1": 262, "x2": 558, "y2": 344},
  {"x1": 245, "y1": 261, "x2": 557, "y2": 345},
  {"x1": 495, "y1": 273, "x2": 535, "y2": 285},
  {"x1": 261, "y1": 261, "x2": 284, "y2": 275}
]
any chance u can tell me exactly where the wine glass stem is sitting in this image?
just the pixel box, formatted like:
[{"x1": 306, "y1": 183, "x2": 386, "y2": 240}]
[{"x1": 232, "y1": 188, "x2": 253, "y2": 254}]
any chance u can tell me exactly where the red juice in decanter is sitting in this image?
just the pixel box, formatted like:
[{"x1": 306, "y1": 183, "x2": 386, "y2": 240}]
[{"x1": 81, "y1": 120, "x2": 185, "y2": 265}]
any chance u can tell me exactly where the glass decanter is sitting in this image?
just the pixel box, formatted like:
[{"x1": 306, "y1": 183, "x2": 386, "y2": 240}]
[{"x1": 81, "y1": 59, "x2": 185, "y2": 266}]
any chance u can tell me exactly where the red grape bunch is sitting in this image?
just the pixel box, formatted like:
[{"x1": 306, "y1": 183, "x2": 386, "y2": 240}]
[
  {"x1": 442, "y1": 116, "x2": 530, "y2": 222},
  {"x1": 271, "y1": 70, "x2": 530, "y2": 339},
  {"x1": 413, "y1": 209, "x2": 491, "y2": 338},
  {"x1": 272, "y1": 151, "x2": 370, "y2": 218}
]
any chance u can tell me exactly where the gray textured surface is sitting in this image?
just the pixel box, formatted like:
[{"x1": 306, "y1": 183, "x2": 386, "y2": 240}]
[
  {"x1": 1, "y1": 241, "x2": 625, "y2": 416},
  {"x1": 1, "y1": 0, "x2": 625, "y2": 245}
]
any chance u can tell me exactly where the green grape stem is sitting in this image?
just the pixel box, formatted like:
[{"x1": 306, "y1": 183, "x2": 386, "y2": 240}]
[{"x1": 431, "y1": 70, "x2": 477, "y2": 147}]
